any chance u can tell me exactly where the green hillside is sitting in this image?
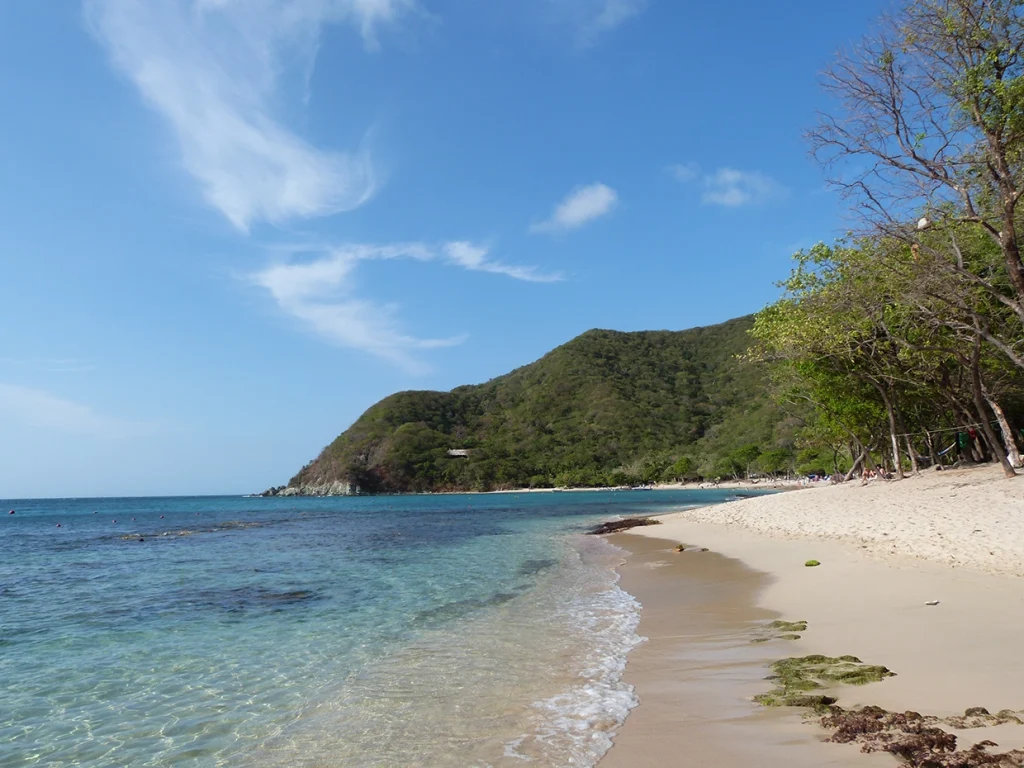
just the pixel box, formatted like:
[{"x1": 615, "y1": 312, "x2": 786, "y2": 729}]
[{"x1": 280, "y1": 316, "x2": 807, "y2": 494}]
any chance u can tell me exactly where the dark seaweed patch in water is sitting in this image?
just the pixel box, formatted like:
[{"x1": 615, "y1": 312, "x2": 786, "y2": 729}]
[
  {"x1": 517, "y1": 558, "x2": 558, "y2": 577},
  {"x1": 117, "y1": 520, "x2": 269, "y2": 541},
  {"x1": 414, "y1": 589, "x2": 525, "y2": 626},
  {"x1": 182, "y1": 586, "x2": 324, "y2": 614}
]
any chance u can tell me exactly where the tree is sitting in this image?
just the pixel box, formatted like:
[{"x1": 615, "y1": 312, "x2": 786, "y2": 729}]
[
  {"x1": 753, "y1": 238, "x2": 1022, "y2": 479},
  {"x1": 668, "y1": 455, "x2": 695, "y2": 480},
  {"x1": 757, "y1": 447, "x2": 793, "y2": 475},
  {"x1": 809, "y1": 0, "x2": 1024, "y2": 307}
]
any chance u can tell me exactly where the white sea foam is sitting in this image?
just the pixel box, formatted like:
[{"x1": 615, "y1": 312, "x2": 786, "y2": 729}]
[{"x1": 504, "y1": 536, "x2": 646, "y2": 766}]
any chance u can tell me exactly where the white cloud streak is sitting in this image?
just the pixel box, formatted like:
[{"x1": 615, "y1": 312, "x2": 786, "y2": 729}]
[
  {"x1": 531, "y1": 182, "x2": 618, "y2": 233},
  {"x1": 554, "y1": 0, "x2": 647, "y2": 45},
  {"x1": 666, "y1": 162, "x2": 699, "y2": 183},
  {"x1": 0, "y1": 384, "x2": 121, "y2": 436},
  {"x1": 443, "y1": 241, "x2": 563, "y2": 282},
  {"x1": 251, "y1": 242, "x2": 560, "y2": 372},
  {"x1": 702, "y1": 168, "x2": 788, "y2": 207},
  {"x1": 670, "y1": 163, "x2": 788, "y2": 207},
  {"x1": 585, "y1": 0, "x2": 646, "y2": 38},
  {"x1": 85, "y1": 0, "x2": 415, "y2": 231}
]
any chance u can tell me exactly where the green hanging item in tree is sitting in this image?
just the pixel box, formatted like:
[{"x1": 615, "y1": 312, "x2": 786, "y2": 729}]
[{"x1": 957, "y1": 432, "x2": 970, "y2": 449}]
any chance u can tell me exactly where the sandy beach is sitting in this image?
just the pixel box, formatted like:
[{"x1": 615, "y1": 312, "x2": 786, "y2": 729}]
[{"x1": 601, "y1": 464, "x2": 1024, "y2": 767}]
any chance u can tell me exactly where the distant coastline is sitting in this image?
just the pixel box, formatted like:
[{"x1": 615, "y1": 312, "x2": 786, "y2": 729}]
[{"x1": 258, "y1": 478, "x2": 802, "y2": 498}]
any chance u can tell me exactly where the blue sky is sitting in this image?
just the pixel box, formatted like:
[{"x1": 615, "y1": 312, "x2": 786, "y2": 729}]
[{"x1": 0, "y1": 0, "x2": 888, "y2": 498}]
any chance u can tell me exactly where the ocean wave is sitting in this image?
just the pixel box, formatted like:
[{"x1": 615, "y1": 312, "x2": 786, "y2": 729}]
[{"x1": 503, "y1": 536, "x2": 644, "y2": 767}]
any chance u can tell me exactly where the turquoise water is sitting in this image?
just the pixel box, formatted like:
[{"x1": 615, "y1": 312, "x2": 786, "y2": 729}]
[{"x1": 0, "y1": 490, "x2": 752, "y2": 767}]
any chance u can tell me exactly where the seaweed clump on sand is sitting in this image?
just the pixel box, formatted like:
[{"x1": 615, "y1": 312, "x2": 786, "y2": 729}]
[
  {"x1": 945, "y1": 708, "x2": 1024, "y2": 729},
  {"x1": 587, "y1": 518, "x2": 662, "y2": 535},
  {"x1": 820, "y1": 706, "x2": 1024, "y2": 767},
  {"x1": 753, "y1": 655, "x2": 894, "y2": 710},
  {"x1": 751, "y1": 619, "x2": 808, "y2": 643}
]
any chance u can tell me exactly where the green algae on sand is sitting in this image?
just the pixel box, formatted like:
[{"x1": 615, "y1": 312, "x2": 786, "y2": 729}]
[
  {"x1": 754, "y1": 655, "x2": 895, "y2": 710},
  {"x1": 750, "y1": 619, "x2": 807, "y2": 643}
]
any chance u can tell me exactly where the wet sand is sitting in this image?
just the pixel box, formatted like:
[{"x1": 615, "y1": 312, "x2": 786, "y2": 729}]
[
  {"x1": 600, "y1": 534, "x2": 892, "y2": 767},
  {"x1": 601, "y1": 475, "x2": 1024, "y2": 768}
]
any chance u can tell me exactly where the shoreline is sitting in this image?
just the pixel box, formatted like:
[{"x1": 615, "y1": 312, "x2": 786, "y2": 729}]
[
  {"x1": 259, "y1": 479, "x2": 802, "y2": 498},
  {"x1": 600, "y1": 533, "x2": 889, "y2": 768},
  {"x1": 600, "y1": 464, "x2": 1024, "y2": 767}
]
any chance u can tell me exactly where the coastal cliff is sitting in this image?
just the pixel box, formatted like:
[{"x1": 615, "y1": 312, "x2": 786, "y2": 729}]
[
  {"x1": 266, "y1": 316, "x2": 807, "y2": 495},
  {"x1": 261, "y1": 480, "x2": 357, "y2": 497}
]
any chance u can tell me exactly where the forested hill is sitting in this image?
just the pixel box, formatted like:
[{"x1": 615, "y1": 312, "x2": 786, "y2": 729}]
[{"x1": 276, "y1": 316, "x2": 807, "y2": 494}]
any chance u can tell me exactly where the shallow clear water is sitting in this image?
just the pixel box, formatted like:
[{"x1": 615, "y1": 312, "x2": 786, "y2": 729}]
[{"x1": 0, "y1": 490, "x2": 755, "y2": 767}]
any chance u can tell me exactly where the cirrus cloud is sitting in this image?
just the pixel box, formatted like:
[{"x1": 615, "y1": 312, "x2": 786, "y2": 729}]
[
  {"x1": 701, "y1": 168, "x2": 788, "y2": 207},
  {"x1": 530, "y1": 182, "x2": 618, "y2": 234},
  {"x1": 85, "y1": 0, "x2": 417, "y2": 231},
  {"x1": 251, "y1": 242, "x2": 561, "y2": 373},
  {"x1": 668, "y1": 163, "x2": 789, "y2": 207},
  {"x1": 549, "y1": 0, "x2": 648, "y2": 46}
]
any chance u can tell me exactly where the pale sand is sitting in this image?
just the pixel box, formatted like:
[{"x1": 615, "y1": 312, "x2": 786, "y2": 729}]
[
  {"x1": 671, "y1": 464, "x2": 1024, "y2": 575},
  {"x1": 601, "y1": 464, "x2": 1024, "y2": 766}
]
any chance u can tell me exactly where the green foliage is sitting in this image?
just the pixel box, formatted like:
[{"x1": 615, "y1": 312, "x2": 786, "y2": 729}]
[
  {"x1": 751, "y1": 236, "x2": 1024, "y2": 480},
  {"x1": 667, "y1": 455, "x2": 696, "y2": 480},
  {"x1": 287, "y1": 317, "x2": 805, "y2": 493},
  {"x1": 755, "y1": 654, "x2": 894, "y2": 710}
]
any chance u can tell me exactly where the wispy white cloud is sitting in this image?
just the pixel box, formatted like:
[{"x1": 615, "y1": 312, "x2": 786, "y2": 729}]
[
  {"x1": 584, "y1": 0, "x2": 647, "y2": 39},
  {"x1": 666, "y1": 162, "x2": 699, "y2": 183},
  {"x1": 669, "y1": 163, "x2": 788, "y2": 207},
  {"x1": 531, "y1": 182, "x2": 618, "y2": 233},
  {"x1": 0, "y1": 384, "x2": 121, "y2": 436},
  {"x1": 553, "y1": 0, "x2": 647, "y2": 45},
  {"x1": 702, "y1": 168, "x2": 788, "y2": 207},
  {"x1": 250, "y1": 242, "x2": 559, "y2": 372},
  {"x1": 443, "y1": 241, "x2": 563, "y2": 282},
  {"x1": 85, "y1": 0, "x2": 416, "y2": 231}
]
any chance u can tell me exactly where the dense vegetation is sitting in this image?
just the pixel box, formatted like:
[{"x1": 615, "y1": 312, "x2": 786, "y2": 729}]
[
  {"x1": 749, "y1": 0, "x2": 1024, "y2": 480},
  {"x1": 286, "y1": 317, "x2": 815, "y2": 493}
]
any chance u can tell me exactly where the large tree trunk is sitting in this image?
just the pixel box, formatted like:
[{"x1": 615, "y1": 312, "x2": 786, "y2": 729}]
[
  {"x1": 895, "y1": 408, "x2": 919, "y2": 475},
  {"x1": 985, "y1": 393, "x2": 1023, "y2": 469},
  {"x1": 844, "y1": 450, "x2": 866, "y2": 482},
  {"x1": 903, "y1": 435, "x2": 920, "y2": 474},
  {"x1": 875, "y1": 384, "x2": 904, "y2": 479},
  {"x1": 1000, "y1": 202, "x2": 1024, "y2": 306},
  {"x1": 925, "y1": 430, "x2": 939, "y2": 466},
  {"x1": 968, "y1": 340, "x2": 1016, "y2": 478}
]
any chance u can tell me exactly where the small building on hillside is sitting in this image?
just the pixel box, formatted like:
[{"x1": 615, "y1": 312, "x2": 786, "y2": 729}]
[{"x1": 446, "y1": 448, "x2": 471, "y2": 458}]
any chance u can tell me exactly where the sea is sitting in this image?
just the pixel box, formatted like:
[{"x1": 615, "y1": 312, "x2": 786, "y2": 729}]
[{"x1": 0, "y1": 489, "x2": 753, "y2": 767}]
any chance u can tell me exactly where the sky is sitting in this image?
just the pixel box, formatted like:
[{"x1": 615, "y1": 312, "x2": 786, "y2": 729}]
[{"x1": 0, "y1": 0, "x2": 890, "y2": 498}]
